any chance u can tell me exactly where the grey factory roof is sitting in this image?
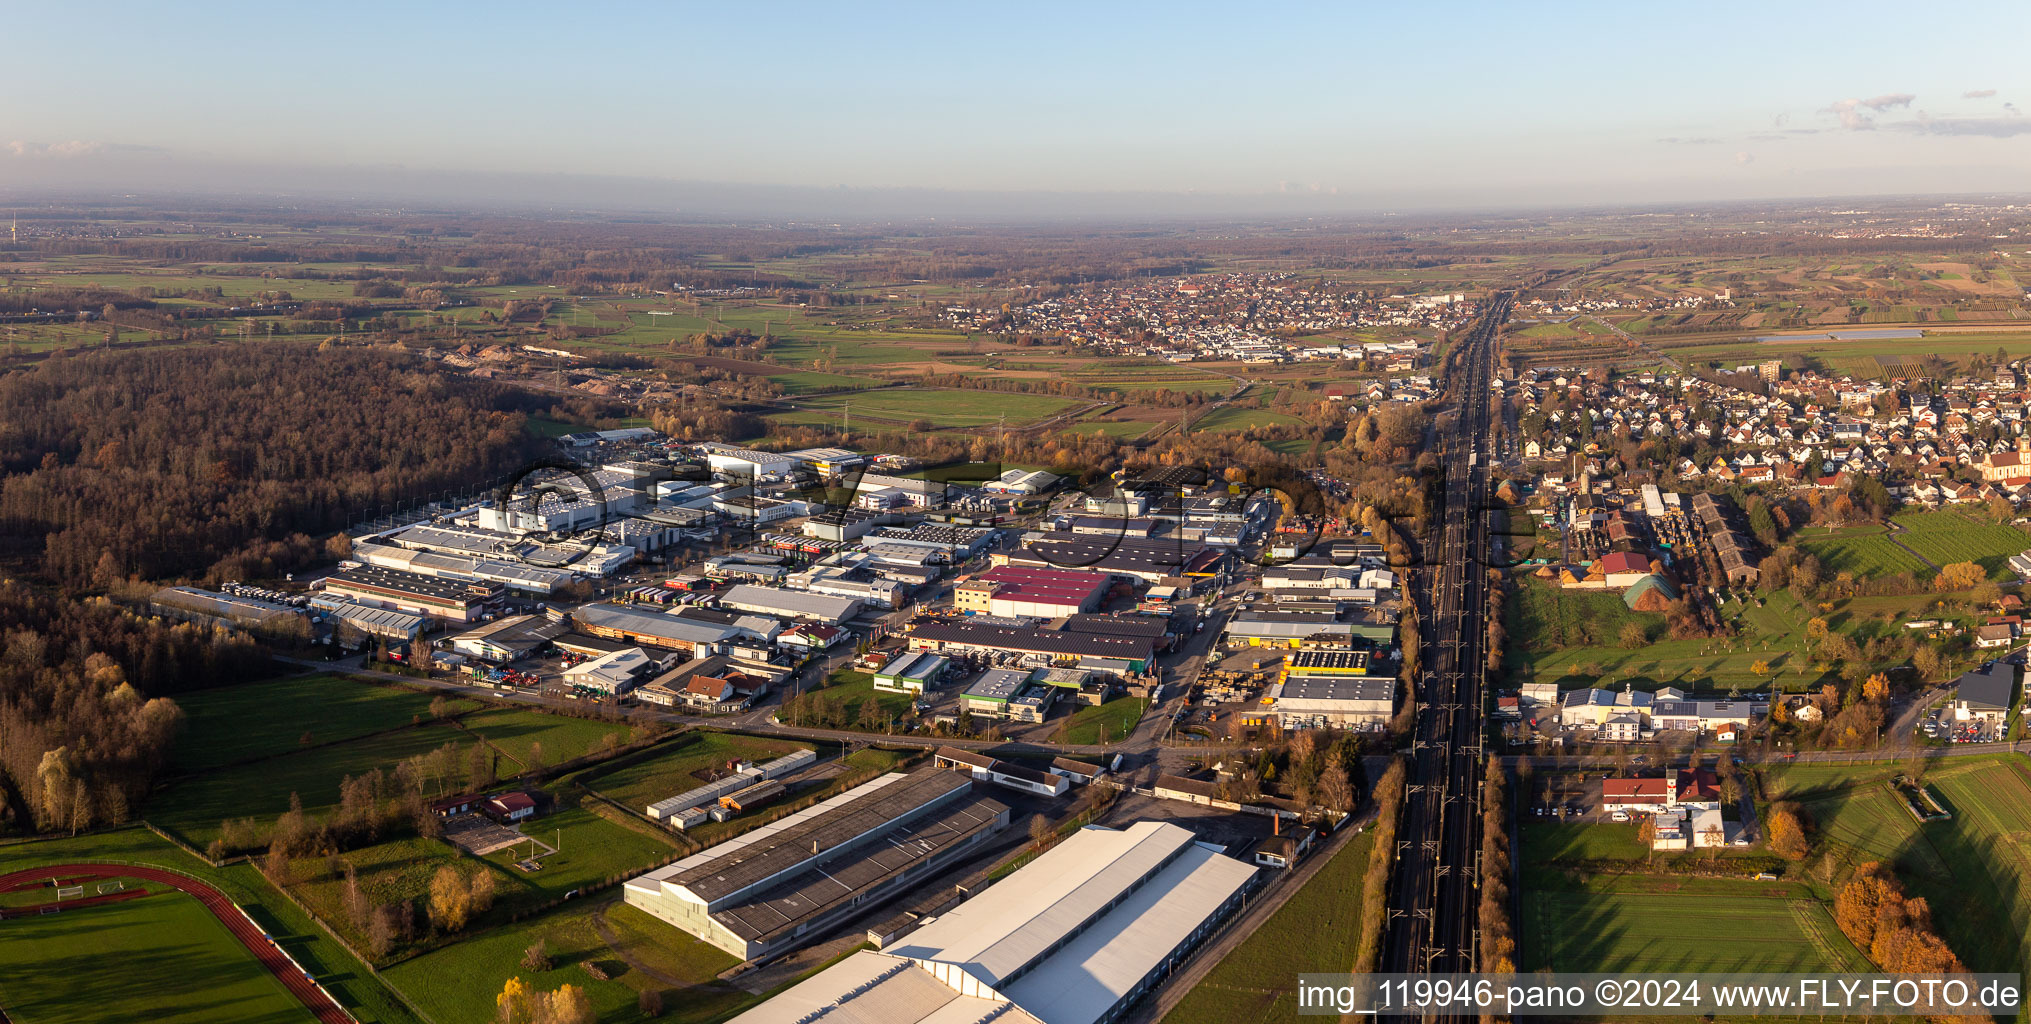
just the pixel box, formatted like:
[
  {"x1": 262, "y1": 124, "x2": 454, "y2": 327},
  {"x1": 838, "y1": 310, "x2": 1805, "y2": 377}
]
[
  {"x1": 327, "y1": 564, "x2": 484, "y2": 603},
  {"x1": 657, "y1": 780, "x2": 1007, "y2": 947},
  {"x1": 1274, "y1": 676, "x2": 1395, "y2": 703},
  {"x1": 668, "y1": 770, "x2": 975, "y2": 904},
  {"x1": 722, "y1": 951, "x2": 1043, "y2": 1024},
  {"x1": 574, "y1": 603, "x2": 740, "y2": 645},
  {"x1": 910, "y1": 621, "x2": 1155, "y2": 661},
  {"x1": 1058, "y1": 614, "x2": 1167, "y2": 638},
  {"x1": 886, "y1": 821, "x2": 1256, "y2": 1024},
  {"x1": 719, "y1": 584, "x2": 864, "y2": 622},
  {"x1": 1006, "y1": 534, "x2": 1206, "y2": 574},
  {"x1": 964, "y1": 668, "x2": 1033, "y2": 702}
]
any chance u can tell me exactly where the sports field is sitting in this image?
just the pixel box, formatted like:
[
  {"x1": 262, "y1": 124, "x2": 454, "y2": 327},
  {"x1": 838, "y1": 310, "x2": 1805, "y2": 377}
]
[
  {"x1": 0, "y1": 827, "x2": 422, "y2": 1024},
  {"x1": 173, "y1": 674, "x2": 471, "y2": 775},
  {"x1": 0, "y1": 884, "x2": 316, "y2": 1024},
  {"x1": 1161, "y1": 832, "x2": 1374, "y2": 1024}
]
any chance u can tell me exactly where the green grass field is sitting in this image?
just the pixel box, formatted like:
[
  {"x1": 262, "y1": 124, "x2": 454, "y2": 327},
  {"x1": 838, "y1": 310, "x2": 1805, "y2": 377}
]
[
  {"x1": 0, "y1": 883, "x2": 316, "y2": 1024},
  {"x1": 1, "y1": 827, "x2": 423, "y2": 1024},
  {"x1": 1766, "y1": 756, "x2": 2031, "y2": 997},
  {"x1": 458, "y1": 706, "x2": 636, "y2": 771},
  {"x1": 1519, "y1": 821, "x2": 1868, "y2": 979},
  {"x1": 149, "y1": 722, "x2": 483, "y2": 850},
  {"x1": 1506, "y1": 587, "x2": 1962, "y2": 693},
  {"x1": 1063, "y1": 696, "x2": 1148, "y2": 745},
  {"x1": 1890, "y1": 510, "x2": 2031, "y2": 580},
  {"x1": 1523, "y1": 890, "x2": 1868, "y2": 973},
  {"x1": 1797, "y1": 527, "x2": 1932, "y2": 579},
  {"x1": 1507, "y1": 577, "x2": 1661, "y2": 649},
  {"x1": 281, "y1": 836, "x2": 497, "y2": 956},
  {"x1": 787, "y1": 388, "x2": 1082, "y2": 428},
  {"x1": 173, "y1": 674, "x2": 470, "y2": 775},
  {"x1": 1189, "y1": 406, "x2": 1308, "y2": 432},
  {"x1": 381, "y1": 899, "x2": 756, "y2": 1024},
  {"x1": 1161, "y1": 831, "x2": 1373, "y2": 1024},
  {"x1": 577, "y1": 731, "x2": 807, "y2": 813},
  {"x1": 473, "y1": 799, "x2": 678, "y2": 901}
]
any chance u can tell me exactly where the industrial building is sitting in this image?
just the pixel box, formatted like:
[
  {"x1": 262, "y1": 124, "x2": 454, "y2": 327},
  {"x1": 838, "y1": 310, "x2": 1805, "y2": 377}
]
[
  {"x1": 447, "y1": 614, "x2": 570, "y2": 663},
  {"x1": 954, "y1": 566, "x2": 1110, "y2": 618},
  {"x1": 574, "y1": 603, "x2": 741, "y2": 655},
  {"x1": 907, "y1": 620, "x2": 1155, "y2": 676},
  {"x1": 725, "y1": 821, "x2": 1255, "y2": 1024},
  {"x1": 931, "y1": 748, "x2": 1070, "y2": 797},
  {"x1": 311, "y1": 597, "x2": 427, "y2": 642},
  {"x1": 784, "y1": 447, "x2": 866, "y2": 477},
  {"x1": 961, "y1": 668, "x2": 1058, "y2": 722},
  {"x1": 717, "y1": 584, "x2": 864, "y2": 625},
  {"x1": 864, "y1": 523, "x2": 997, "y2": 559},
  {"x1": 624, "y1": 770, "x2": 1009, "y2": 960},
  {"x1": 150, "y1": 586, "x2": 305, "y2": 634},
  {"x1": 351, "y1": 538, "x2": 577, "y2": 595},
  {"x1": 1259, "y1": 650, "x2": 1393, "y2": 730},
  {"x1": 645, "y1": 750, "x2": 816, "y2": 825},
  {"x1": 696, "y1": 443, "x2": 795, "y2": 479},
  {"x1": 998, "y1": 534, "x2": 1222, "y2": 583},
  {"x1": 560, "y1": 647, "x2": 655, "y2": 694},
  {"x1": 873, "y1": 651, "x2": 950, "y2": 693},
  {"x1": 322, "y1": 565, "x2": 497, "y2": 623},
  {"x1": 1222, "y1": 609, "x2": 1363, "y2": 647}
]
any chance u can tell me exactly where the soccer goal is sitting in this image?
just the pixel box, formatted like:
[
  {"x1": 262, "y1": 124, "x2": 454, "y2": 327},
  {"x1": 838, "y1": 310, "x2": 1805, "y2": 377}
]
[
  {"x1": 95, "y1": 880, "x2": 125, "y2": 895},
  {"x1": 54, "y1": 886, "x2": 84, "y2": 901}
]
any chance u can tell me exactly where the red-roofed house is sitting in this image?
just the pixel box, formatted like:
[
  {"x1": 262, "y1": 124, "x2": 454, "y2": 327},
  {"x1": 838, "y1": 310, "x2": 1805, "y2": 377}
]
[
  {"x1": 1602, "y1": 777, "x2": 1671, "y2": 813},
  {"x1": 1675, "y1": 767, "x2": 1720, "y2": 807},
  {"x1": 1595, "y1": 551, "x2": 1652, "y2": 588},
  {"x1": 485, "y1": 792, "x2": 538, "y2": 823}
]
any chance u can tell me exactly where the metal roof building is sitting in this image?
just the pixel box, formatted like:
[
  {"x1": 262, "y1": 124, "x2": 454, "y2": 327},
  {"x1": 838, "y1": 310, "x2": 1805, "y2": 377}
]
[
  {"x1": 575, "y1": 603, "x2": 739, "y2": 653},
  {"x1": 718, "y1": 584, "x2": 864, "y2": 625},
  {"x1": 724, "y1": 950, "x2": 1045, "y2": 1024},
  {"x1": 727, "y1": 821, "x2": 1254, "y2": 1024},
  {"x1": 624, "y1": 770, "x2": 1009, "y2": 961},
  {"x1": 309, "y1": 597, "x2": 427, "y2": 641}
]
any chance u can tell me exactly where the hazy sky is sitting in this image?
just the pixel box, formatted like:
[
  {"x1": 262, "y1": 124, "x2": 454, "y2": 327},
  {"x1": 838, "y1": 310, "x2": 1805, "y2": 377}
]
[{"x1": 7, "y1": 0, "x2": 2031, "y2": 213}]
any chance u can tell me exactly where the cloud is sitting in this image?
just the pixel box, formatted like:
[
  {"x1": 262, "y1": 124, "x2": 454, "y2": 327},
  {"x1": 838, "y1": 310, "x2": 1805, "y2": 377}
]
[
  {"x1": 1890, "y1": 115, "x2": 2031, "y2": 137},
  {"x1": 1657, "y1": 136, "x2": 1722, "y2": 145},
  {"x1": 1965, "y1": 89, "x2": 1998, "y2": 99},
  {"x1": 2007, "y1": 102, "x2": 2021, "y2": 116},
  {"x1": 1734, "y1": 151, "x2": 1754, "y2": 164},
  {"x1": 3, "y1": 140, "x2": 163, "y2": 159},
  {"x1": 1824, "y1": 93, "x2": 1916, "y2": 130},
  {"x1": 7, "y1": 140, "x2": 105, "y2": 158}
]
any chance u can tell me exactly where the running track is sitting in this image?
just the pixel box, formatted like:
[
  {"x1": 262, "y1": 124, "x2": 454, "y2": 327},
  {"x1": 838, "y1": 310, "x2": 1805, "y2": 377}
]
[{"x1": 0, "y1": 863, "x2": 353, "y2": 1024}]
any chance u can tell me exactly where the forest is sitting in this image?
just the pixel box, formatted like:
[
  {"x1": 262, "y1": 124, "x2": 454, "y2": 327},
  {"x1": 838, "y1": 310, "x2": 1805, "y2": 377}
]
[
  {"x1": 0, "y1": 343, "x2": 570, "y2": 835},
  {"x1": 0, "y1": 345, "x2": 556, "y2": 584}
]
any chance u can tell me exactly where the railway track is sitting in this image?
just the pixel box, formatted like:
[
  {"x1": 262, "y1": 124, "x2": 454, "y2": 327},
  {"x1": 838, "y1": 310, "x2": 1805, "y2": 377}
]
[{"x1": 1379, "y1": 294, "x2": 1510, "y2": 1020}]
